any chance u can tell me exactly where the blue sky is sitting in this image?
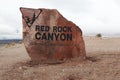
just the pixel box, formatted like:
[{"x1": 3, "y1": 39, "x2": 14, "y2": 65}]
[{"x1": 0, "y1": 0, "x2": 120, "y2": 39}]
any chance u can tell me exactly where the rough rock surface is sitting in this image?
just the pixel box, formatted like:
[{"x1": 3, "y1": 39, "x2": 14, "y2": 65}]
[{"x1": 20, "y1": 7, "x2": 86, "y2": 63}]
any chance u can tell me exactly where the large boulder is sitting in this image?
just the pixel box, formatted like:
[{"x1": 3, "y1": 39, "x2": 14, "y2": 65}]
[{"x1": 20, "y1": 7, "x2": 86, "y2": 63}]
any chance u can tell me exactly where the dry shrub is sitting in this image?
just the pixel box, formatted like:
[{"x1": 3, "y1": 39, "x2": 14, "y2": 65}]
[
  {"x1": 5, "y1": 42, "x2": 16, "y2": 48},
  {"x1": 96, "y1": 33, "x2": 102, "y2": 37}
]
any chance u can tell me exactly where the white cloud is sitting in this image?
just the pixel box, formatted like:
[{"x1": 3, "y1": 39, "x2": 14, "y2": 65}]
[
  {"x1": 0, "y1": 24, "x2": 15, "y2": 34},
  {"x1": 0, "y1": 0, "x2": 120, "y2": 39},
  {"x1": 0, "y1": 24, "x2": 22, "y2": 39}
]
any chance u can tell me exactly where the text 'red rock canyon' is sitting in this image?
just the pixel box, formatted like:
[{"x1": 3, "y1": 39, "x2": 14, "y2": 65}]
[{"x1": 20, "y1": 7, "x2": 86, "y2": 63}]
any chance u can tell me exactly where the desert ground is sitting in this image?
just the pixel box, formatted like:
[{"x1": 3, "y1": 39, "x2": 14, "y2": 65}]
[{"x1": 0, "y1": 36, "x2": 120, "y2": 80}]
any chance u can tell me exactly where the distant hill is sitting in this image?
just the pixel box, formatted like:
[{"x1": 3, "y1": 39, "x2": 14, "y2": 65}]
[{"x1": 0, "y1": 39, "x2": 22, "y2": 44}]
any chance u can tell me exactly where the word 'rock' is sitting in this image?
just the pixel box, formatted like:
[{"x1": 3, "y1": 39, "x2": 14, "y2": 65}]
[{"x1": 20, "y1": 7, "x2": 86, "y2": 63}]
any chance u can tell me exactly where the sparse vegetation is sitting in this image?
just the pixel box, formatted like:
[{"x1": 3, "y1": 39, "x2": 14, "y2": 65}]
[
  {"x1": 18, "y1": 41, "x2": 23, "y2": 44},
  {"x1": 5, "y1": 42, "x2": 16, "y2": 48},
  {"x1": 96, "y1": 33, "x2": 102, "y2": 37}
]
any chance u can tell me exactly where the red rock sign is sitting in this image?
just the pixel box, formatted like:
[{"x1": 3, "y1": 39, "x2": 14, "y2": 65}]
[{"x1": 20, "y1": 7, "x2": 86, "y2": 63}]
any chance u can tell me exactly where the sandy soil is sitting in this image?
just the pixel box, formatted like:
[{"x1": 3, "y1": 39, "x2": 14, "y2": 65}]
[{"x1": 0, "y1": 36, "x2": 120, "y2": 80}]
